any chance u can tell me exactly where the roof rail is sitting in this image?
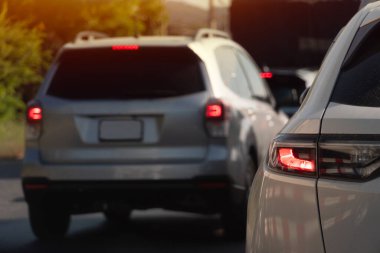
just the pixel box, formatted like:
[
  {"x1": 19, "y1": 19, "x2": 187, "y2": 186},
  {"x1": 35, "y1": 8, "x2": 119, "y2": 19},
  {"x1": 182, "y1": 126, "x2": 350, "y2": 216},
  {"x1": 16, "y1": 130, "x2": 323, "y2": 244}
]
[
  {"x1": 195, "y1": 28, "x2": 231, "y2": 41},
  {"x1": 75, "y1": 31, "x2": 109, "y2": 42}
]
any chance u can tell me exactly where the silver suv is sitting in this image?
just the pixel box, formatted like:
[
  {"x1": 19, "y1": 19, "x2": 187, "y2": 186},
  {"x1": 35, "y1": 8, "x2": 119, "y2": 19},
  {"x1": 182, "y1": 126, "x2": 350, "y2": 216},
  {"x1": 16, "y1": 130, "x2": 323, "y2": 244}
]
[
  {"x1": 22, "y1": 29, "x2": 286, "y2": 240},
  {"x1": 247, "y1": 3, "x2": 380, "y2": 253}
]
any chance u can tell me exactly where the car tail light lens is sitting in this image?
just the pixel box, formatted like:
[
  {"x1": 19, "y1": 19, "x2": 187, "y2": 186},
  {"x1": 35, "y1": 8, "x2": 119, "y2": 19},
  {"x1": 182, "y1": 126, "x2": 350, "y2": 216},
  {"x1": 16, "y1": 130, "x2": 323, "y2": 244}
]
[
  {"x1": 268, "y1": 135, "x2": 317, "y2": 177},
  {"x1": 26, "y1": 102, "x2": 42, "y2": 140},
  {"x1": 27, "y1": 106, "x2": 42, "y2": 123},
  {"x1": 260, "y1": 72, "x2": 273, "y2": 79},
  {"x1": 206, "y1": 103, "x2": 224, "y2": 120},
  {"x1": 319, "y1": 141, "x2": 380, "y2": 180},
  {"x1": 112, "y1": 45, "x2": 139, "y2": 51},
  {"x1": 205, "y1": 99, "x2": 229, "y2": 137}
]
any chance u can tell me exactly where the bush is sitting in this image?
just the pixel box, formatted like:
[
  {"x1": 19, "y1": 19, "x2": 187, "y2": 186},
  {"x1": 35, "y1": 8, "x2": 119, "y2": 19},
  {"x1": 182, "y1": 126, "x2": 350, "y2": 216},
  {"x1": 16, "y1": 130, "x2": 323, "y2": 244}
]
[{"x1": 0, "y1": 4, "x2": 50, "y2": 121}]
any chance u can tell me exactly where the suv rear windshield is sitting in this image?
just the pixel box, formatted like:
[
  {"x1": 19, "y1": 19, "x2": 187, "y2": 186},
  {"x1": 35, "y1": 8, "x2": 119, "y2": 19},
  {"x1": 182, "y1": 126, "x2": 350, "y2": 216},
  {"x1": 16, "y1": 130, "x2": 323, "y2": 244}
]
[
  {"x1": 331, "y1": 22, "x2": 380, "y2": 107},
  {"x1": 47, "y1": 47, "x2": 205, "y2": 100}
]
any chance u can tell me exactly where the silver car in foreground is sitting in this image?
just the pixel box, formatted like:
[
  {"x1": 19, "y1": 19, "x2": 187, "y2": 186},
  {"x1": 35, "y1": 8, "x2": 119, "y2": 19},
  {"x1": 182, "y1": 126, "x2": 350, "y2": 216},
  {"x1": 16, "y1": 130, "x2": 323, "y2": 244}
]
[
  {"x1": 247, "y1": 2, "x2": 380, "y2": 253},
  {"x1": 22, "y1": 29, "x2": 286, "y2": 240}
]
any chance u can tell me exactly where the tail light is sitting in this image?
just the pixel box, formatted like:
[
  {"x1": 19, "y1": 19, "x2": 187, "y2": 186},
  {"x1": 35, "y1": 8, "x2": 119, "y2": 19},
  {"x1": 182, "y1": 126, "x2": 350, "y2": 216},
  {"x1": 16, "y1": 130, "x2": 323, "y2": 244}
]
[
  {"x1": 26, "y1": 102, "x2": 42, "y2": 140},
  {"x1": 269, "y1": 135, "x2": 380, "y2": 181},
  {"x1": 205, "y1": 99, "x2": 229, "y2": 137},
  {"x1": 260, "y1": 72, "x2": 273, "y2": 79},
  {"x1": 319, "y1": 140, "x2": 380, "y2": 180},
  {"x1": 268, "y1": 135, "x2": 317, "y2": 177},
  {"x1": 112, "y1": 45, "x2": 139, "y2": 51}
]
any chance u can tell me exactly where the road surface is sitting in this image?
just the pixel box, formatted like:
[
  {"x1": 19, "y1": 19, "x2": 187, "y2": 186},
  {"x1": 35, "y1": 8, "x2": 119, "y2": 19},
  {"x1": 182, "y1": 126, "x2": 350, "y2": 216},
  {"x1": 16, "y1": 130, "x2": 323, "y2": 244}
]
[{"x1": 0, "y1": 160, "x2": 245, "y2": 253}]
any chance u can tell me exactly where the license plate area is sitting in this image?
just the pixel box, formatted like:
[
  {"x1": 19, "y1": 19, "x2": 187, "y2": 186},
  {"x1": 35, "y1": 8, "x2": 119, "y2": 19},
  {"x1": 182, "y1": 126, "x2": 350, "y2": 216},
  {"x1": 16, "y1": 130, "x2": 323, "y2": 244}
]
[{"x1": 99, "y1": 120, "x2": 143, "y2": 141}]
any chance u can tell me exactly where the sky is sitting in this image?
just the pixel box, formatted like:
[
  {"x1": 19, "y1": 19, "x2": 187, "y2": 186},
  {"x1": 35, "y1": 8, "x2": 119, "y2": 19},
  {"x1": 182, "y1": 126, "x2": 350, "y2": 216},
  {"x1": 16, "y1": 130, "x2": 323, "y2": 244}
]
[{"x1": 166, "y1": 0, "x2": 231, "y2": 9}]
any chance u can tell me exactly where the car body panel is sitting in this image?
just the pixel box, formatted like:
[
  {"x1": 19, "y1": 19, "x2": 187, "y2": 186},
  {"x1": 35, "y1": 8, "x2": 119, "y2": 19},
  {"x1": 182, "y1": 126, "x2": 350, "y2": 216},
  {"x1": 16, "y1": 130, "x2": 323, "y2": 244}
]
[
  {"x1": 246, "y1": 165, "x2": 324, "y2": 253},
  {"x1": 37, "y1": 92, "x2": 210, "y2": 164},
  {"x1": 247, "y1": 5, "x2": 380, "y2": 253},
  {"x1": 23, "y1": 34, "x2": 287, "y2": 217},
  {"x1": 318, "y1": 178, "x2": 380, "y2": 253},
  {"x1": 321, "y1": 102, "x2": 380, "y2": 134},
  {"x1": 317, "y1": 6, "x2": 380, "y2": 253},
  {"x1": 281, "y1": 9, "x2": 367, "y2": 135}
]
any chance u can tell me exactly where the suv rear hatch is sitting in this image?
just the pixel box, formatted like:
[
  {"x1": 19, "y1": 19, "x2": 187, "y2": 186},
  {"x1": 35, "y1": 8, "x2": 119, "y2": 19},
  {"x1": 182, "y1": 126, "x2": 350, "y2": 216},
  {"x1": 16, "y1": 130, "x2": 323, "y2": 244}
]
[{"x1": 38, "y1": 46, "x2": 210, "y2": 164}]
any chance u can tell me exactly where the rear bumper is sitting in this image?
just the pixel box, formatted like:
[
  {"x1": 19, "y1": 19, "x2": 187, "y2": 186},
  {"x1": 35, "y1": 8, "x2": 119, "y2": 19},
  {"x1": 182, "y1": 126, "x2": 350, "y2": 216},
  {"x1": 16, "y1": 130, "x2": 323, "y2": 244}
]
[
  {"x1": 22, "y1": 145, "x2": 229, "y2": 181},
  {"x1": 22, "y1": 177, "x2": 234, "y2": 214}
]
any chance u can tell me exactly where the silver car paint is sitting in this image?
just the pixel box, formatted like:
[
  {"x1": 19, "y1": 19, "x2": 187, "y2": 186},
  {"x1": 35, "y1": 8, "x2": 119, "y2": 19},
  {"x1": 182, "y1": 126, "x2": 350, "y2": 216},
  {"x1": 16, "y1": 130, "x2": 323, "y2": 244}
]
[
  {"x1": 247, "y1": 4, "x2": 380, "y2": 253},
  {"x1": 318, "y1": 4, "x2": 380, "y2": 253},
  {"x1": 23, "y1": 37, "x2": 285, "y2": 193},
  {"x1": 246, "y1": 166, "x2": 324, "y2": 253},
  {"x1": 318, "y1": 178, "x2": 380, "y2": 253}
]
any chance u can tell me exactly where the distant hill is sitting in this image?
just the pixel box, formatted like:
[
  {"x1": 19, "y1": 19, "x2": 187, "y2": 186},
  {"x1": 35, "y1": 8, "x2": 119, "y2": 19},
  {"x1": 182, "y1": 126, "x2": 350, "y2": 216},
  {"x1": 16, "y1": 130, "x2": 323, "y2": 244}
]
[{"x1": 165, "y1": 1, "x2": 229, "y2": 36}]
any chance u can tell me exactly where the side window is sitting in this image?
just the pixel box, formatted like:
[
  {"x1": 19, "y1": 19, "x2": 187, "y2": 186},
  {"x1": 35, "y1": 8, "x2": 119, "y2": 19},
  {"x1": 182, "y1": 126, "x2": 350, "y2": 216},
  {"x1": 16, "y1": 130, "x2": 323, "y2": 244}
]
[
  {"x1": 331, "y1": 22, "x2": 380, "y2": 107},
  {"x1": 237, "y1": 50, "x2": 269, "y2": 100},
  {"x1": 215, "y1": 47, "x2": 252, "y2": 99}
]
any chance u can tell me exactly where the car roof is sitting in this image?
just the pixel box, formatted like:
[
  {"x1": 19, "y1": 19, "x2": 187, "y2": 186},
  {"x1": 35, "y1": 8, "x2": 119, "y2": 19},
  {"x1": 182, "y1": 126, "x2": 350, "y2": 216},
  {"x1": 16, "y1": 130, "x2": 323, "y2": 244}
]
[{"x1": 64, "y1": 36, "x2": 194, "y2": 49}]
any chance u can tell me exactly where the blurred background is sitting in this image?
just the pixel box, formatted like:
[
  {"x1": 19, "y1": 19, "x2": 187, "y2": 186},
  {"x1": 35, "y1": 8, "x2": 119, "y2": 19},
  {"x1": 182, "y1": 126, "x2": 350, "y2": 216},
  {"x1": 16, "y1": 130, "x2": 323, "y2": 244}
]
[
  {"x1": 0, "y1": 0, "x2": 360, "y2": 160},
  {"x1": 0, "y1": 0, "x2": 231, "y2": 159}
]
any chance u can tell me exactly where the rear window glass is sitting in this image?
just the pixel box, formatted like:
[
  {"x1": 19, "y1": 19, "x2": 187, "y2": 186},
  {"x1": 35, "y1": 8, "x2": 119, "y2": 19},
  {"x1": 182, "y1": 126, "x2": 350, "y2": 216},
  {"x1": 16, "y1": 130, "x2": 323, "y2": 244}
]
[
  {"x1": 47, "y1": 47, "x2": 205, "y2": 100},
  {"x1": 331, "y1": 23, "x2": 380, "y2": 107}
]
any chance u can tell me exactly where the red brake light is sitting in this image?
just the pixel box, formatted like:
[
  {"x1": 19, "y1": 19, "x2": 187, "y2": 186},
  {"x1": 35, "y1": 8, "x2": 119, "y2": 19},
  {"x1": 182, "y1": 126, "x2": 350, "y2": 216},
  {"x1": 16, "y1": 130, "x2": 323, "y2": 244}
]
[
  {"x1": 260, "y1": 72, "x2": 273, "y2": 79},
  {"x1": 268, "y1": 136, "x2": 317, "y2": 176},
  {"x1": 112, "y1": 45, "x2": 139, "y2": 51},
  {"x1": 205, "y1": 100, "x2": 228, "y2": 138},
  {"x1": 206, "y1": 104, "x2": 223, "y2": 119},
  {"x1": 278, "y1": 148, "x2": 315, "y2": 172},
  {"x1": 27, "y1": 106, "x2": 42, "y2": 123}
]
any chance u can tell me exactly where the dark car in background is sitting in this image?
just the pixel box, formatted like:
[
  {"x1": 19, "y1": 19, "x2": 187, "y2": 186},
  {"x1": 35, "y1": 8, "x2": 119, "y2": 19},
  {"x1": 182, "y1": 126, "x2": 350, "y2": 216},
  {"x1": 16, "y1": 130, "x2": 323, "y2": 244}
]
[{"x1": 230, "y1": 0, "x2": 360, "y2": 116}]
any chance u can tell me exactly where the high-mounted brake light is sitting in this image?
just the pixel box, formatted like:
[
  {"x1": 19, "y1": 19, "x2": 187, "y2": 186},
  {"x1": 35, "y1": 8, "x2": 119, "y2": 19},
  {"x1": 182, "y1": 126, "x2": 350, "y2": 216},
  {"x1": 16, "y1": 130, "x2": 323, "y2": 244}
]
[
  {"x1": 260, "y1": 72, "x2": 273, "y2": 79},
  {"x1": 112, "y1": 45, "x2": 139, "y2": 51},
  {"x1": 278, "y1": 148, "x2": 315, "y2": 172},
  {"x1": 27, "y1": 106, "x2": 42, "y2": 123}
]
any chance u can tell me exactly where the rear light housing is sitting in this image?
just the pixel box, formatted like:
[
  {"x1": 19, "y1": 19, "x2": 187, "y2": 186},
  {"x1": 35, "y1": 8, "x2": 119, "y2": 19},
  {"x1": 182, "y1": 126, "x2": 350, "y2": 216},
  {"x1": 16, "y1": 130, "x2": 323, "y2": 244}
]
[
  {"x1": 260, "y1": 72, "x2": 273, "y2": 79},
  {"x1": 205, "y1": 99, "x2": 229, "y2": 138},
  {"x1": 319, "y1": 137, "x2": 380, "y2": 181},
  {"x1": 269, "y1": 135, "x2": 380, "y2": 181},
  {"x1": 268, "y1": 135, "x2": 317, "y2": 177},
  {"x1": 26, "y1": 102, "x2": 42, "y2": 140}
]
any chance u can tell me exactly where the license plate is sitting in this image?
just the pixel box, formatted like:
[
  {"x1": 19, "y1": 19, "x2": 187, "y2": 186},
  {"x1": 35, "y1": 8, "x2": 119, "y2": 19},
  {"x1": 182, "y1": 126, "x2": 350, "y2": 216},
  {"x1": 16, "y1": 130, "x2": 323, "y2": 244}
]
[{"x1": 99, "y1": 120, "x2": 142, "y2": 141}]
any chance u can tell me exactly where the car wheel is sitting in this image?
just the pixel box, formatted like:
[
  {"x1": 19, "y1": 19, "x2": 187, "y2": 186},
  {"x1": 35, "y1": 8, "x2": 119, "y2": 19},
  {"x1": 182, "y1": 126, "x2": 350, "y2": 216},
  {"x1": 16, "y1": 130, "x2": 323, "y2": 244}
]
[{"x1": 28, "y1": 201, "x2": 70, "y2": 240}]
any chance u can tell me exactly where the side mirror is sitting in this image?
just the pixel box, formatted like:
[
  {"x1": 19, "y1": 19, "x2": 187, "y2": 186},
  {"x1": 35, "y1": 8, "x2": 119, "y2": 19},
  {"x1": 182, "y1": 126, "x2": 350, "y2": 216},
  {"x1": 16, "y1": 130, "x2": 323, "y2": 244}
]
[{"x1": 299, "y1": 87, "x2": 310, "y2": 105}]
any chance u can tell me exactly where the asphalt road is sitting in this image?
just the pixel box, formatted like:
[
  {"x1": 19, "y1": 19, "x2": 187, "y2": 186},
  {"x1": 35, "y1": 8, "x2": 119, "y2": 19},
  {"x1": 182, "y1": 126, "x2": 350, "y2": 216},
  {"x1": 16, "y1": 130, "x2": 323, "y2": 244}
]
[{"x1": 0, "y1": 160, "x2": 245, "y2": 253}]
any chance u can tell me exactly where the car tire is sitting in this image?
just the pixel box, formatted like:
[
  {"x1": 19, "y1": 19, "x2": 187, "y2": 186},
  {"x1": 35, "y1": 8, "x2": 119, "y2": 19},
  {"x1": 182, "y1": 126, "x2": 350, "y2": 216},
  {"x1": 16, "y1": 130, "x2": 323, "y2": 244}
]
[{"x1": 28, "y1": 201, "x2": 70, "y2": 240}]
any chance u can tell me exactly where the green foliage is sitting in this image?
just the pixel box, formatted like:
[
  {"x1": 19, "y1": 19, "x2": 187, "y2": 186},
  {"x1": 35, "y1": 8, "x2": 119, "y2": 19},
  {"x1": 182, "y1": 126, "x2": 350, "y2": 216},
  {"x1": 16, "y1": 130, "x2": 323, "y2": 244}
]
[
  {"x1": 0, "y1": 0, "x2": 168, "y2": 121},
  {"x1": 81, "y1": 0, "x2": 168, "y2": 36},
  {"x1": 4, "y1": 0, "x2": 168, "y2": 51},
  {"x1": 0, "y1": 4, "x2": 50, "y2": 121}
]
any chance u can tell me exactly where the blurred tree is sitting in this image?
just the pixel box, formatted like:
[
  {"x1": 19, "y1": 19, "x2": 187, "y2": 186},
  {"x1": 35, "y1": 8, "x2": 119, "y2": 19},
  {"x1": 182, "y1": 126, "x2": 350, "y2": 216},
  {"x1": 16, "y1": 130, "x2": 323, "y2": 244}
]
[
  {"x1": 0, "y1": 4, "x2": 50, "y2": 121},
  {"x1": 0, "y1": 0, "x2": 168, "y2": 119},
  {"x1": 3, "y1": 0, "x2": 168, "y2": 52},
  {"x1": 82, "y1": 0, "x2": 168, "y2": 36}
]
